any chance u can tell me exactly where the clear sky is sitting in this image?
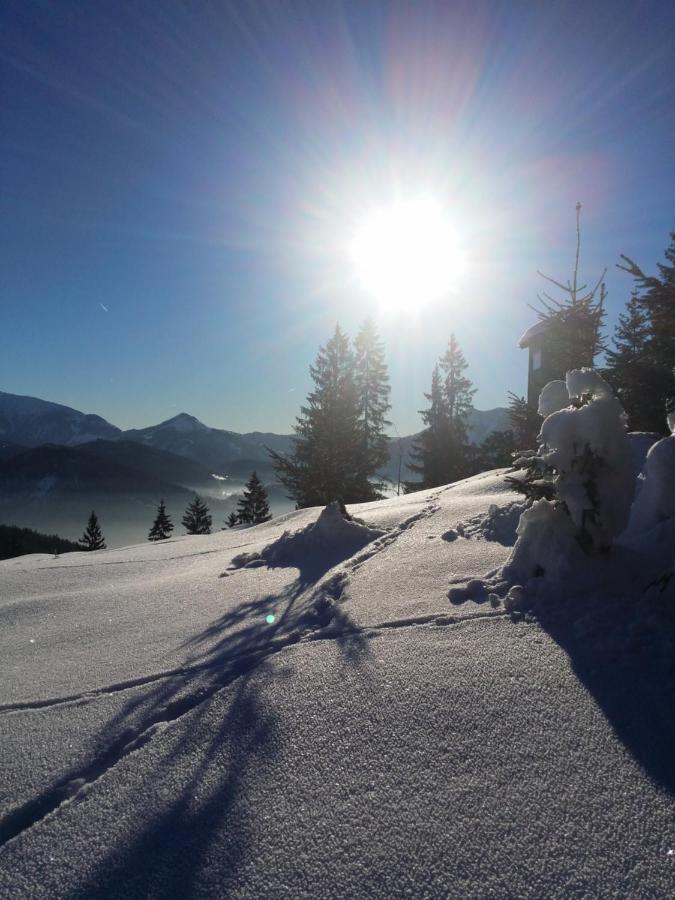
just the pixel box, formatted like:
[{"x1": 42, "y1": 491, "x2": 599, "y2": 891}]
[{"x1": 2, "y1": 0, "x2": 673, "y2": 435}]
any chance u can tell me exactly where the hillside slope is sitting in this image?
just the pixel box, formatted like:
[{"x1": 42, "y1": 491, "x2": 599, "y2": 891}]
[{"x1": 1, "y1": 470, "x2": 673, "y2": 898}]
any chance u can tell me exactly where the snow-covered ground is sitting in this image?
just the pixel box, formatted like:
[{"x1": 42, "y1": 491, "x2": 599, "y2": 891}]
[{"x1": 1, "y1": 469, "x2": 674, "y2": 898}]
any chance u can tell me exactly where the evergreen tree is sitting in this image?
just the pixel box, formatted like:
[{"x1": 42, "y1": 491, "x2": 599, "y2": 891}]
[
  {"x1": 148, "y1": 499, "x2": 174, "y2": 541},
  {"x1": 225, "y1": 511, "x2": 239, "y2": 529},
  {"x1": 615, "y1": 232, "x2": 675, "y2": 432},
  {"x1": 507, "y1": 392, "x2": 541, "y2": 449},
  {"x1": 407, "y1": 335, "x2": 476, "y2": 490},
  {"x1": 181, "y1": 495, "x2": 212, "y2": 535},
  {"x1": 439, "y1": 333, "x2": 476, "y2": 440},
  {"x1": 79, "y1": 510, "x2": 106, "y2": 551},
  {"x1": 237, "y1": 471, "x2": 272, "y2": 524},
  {"x1": 406, "y1": 365, "x2": 451, "y2": 490},
  {"x1": 603, "y1": 293, "x2": 655, "y2": 431},
  {"x1": 476, "y1": 429, "x2": 517, "y2": 470},
  {"x1": 532, "y1": 203, "x2": 606, "y2": 376},
  {"x1": 270, "y1": 325, "x2": 369, "y2": 507},
  {"x1": 354, "y1": 318, "x2": 391, "y2": 496}
]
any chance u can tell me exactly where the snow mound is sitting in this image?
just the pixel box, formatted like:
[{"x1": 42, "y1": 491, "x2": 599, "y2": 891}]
[
  {"x1": 624, "y1": 434, "x2": 675, "y2": 535},
  {"x1": 443, "y1": 501, "x2": 527, "y2": 546},
  {"x1": 565, "y1": 367, "x2": 613, "y2": 401},
  {"x1": 230, "y1": 502, "x2": 386, "y2": 572},
  {"x1": 537, "y1": 380, "x2": 569, "y2": 417},
  {"x1": 539, "y1": 370, "x2": 634, "y2": 547}
]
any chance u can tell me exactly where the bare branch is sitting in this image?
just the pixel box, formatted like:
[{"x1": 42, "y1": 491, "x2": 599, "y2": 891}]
[
  {"x1": 536, "y1": 270, "x2": 573, "y2": 294},
  {"x1": 572, "y1": 201, "x2": 582, "y2": 299},
  {"x1": 616, "y1": 254, "x2": 661, "y2": 288}
]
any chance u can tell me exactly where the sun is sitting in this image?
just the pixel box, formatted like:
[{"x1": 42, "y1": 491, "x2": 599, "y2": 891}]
[{"x1": 350, "y1": 195, "x2": 465, "y2": 312}]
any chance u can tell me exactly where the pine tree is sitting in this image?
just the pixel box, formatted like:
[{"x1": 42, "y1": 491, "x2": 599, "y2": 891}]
[
  {"x1": 532, "y1": 203, "x2": 606, "y2": 376},
  {"x1": 148, "y1": 499, "x2": 174, "y2": 541},
  {"x1": 269, "y1": 325, "x2": 369, "y2": 507},
  {"x1": 406, "y1": 365, "x2": 451, "y2": 490},
  {"x1": 79, "y1": 510, "x2": 106, "y2": 551},
  {"x1": 616, "y1": 232, "x2": 675, "y2": 432},
  {"x1": 407, "y1": 336, "x2": 476, "y2": 490},
  {"x1": 477, "y1": 429, "x2": 517, "y2": 470},
  {"x1": 181, "y1": 495, "x2": 212, "y2": 535},
  {"x1": 507, "y1": 392, "x2": 541, "y2": 449},
  {"x1": 439, "y1": 334, "x2": 476, "y2": 442},
  {"x1": 603, "y1": 293, "x2": 655, "y2": 431},
  {"x1": 354, "y1": 318, "x2": 391, "y2": 497},
  {"x1": 225, "y1": 511, "x2": 239, "y2": 529},
  {"x1": 237, "y1": 471, "x2": 272, "y2": 524}
]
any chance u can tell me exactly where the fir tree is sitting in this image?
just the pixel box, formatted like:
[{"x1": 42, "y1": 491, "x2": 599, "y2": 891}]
[
  {"x1": 507, "y1": 391, "x2": 541, "y2": 449},
  {"x1": 181, "y1": 495, "x2": 212, "y2": 535},
  {"x1": 440, "y1": 333, "x2": 476, "y2": 441},
  {"x1": 477, "y1": 429, "x2": 517, "y2": 470},
  {"x1": 79, "y1": 510, "x2": 106, "y2": 551},
  {"x1": 148, "y1": 499, "x2": 174, "y2": 541},
  {"x1": 406, "y1": 365, "x2": 451, "y2": 490},
  {"x1": 532, "y1": 203, "x2": 606, "y2": 376},
  {"x1": 603, "y1": 293, "x2": 655, "y2": 431},
  {"x1": 225, "y1": 511, "x2": 239, "y2": 529},
  {"x1": 270, "y1": 325, "x2": 370, "y2": 507},
  {"x1": 616, "y1": 232, "x2": 675, "y2": 432},
  {"x1": 237, "y1": 471, "x2": 272, "y2": 524},
  {"x1": 354, "y1": 318, "x2": 391, "y2": 496},
  {"x1": 407, "y1": 335, "x2": 476, "y2": 490}
]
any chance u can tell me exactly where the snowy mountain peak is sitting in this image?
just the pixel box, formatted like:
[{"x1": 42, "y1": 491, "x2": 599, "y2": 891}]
[{"x1": 157, "y1": 413, "x2": 210, "y2": 433}]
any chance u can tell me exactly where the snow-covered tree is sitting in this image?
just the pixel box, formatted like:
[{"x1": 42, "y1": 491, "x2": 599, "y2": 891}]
[
  {"x1": 354, "y1": 318, "x2": 391, "y2": 496},
  {"x1": 624, "y1": 409, "x2": 675, "y2": 534},
  {"x1": 237, "y1": 471, "x2": 272, "y2": 524},
  {"x1": 79, "y1": 510, "x2": 106, "y2": 551},
  {"x1": 270, "y1": 325, "x2": 371, "y2": 507},
  {"x1": 148, "y1": 499, "x2": 174, "y2": 541},
  {"x1": 182, "y1": 495, "x2": 212, "y2": 535},
  {"x1": 535, "y1": 369, "x2": 634, "y2": 553}
]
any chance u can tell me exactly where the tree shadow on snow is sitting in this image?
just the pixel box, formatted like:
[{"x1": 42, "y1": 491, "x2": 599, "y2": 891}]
[
  {"x1": 65, "y1": 665, "x2": 284, "y2": 900},
  {"x1": 533, "y1": 588, "x2": 675, "y2": 797},
  {"x1": 0, "y1": 542, "x2": 374, "y2": 898}
]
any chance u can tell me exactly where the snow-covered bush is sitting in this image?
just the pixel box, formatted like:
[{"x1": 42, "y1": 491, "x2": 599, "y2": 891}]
[
  {"x1": 502, "y1": 497, "x2": 583, "y2": 585},
  {"x1": 624, "y1": 419, "x2": 675, "y2": 535},
  {"x1": 539, "y1": 369, "x2": 635, "y2": 552},
  {"x1": 509, "y1": 369, "x2": 635, "y2": 559}
]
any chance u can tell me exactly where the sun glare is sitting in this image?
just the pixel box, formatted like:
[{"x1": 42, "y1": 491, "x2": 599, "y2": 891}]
[{"x1": 350, "y1": 196, "x2": 465, "y2": 312}]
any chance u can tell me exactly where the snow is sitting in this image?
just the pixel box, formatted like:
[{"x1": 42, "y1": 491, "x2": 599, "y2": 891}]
[
  {"x1": 1, "y1": 466, "x2": 674, "y2": 898},
  {"x1": 624, "y1": 433, "x2": 675, "y2": 534},
  {"x1": 538, "y1": 371, "x2": 635, "y2": 547},
  {"x1": 537, "y1": 379, "x2": 569, "y2": 417},
  {"x1": 517, "y1": 319, "x2": 550, "y2": 347}
]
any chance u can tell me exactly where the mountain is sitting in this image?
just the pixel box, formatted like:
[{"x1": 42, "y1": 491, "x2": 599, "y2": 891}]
[
  {"x1": 0, "y1": 439, "x2": 293, "y2": 547},
  {"x1": 122, "y1": 414, "x2": 291, "y2": 474},
  {"x1": 1, "y1": 471, "x2": 672, "y2": 898},
  {"x1": 466, "y1": 406, "x2": 510, "y2": 445},
  {"x1": 0, "y1": 391, "x2": 121, "y2": 447}
]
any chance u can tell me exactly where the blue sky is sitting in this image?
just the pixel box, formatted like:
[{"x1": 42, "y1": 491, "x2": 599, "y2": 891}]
[{"x1": 1, "y1": 0, "x2": 673, "y2": 435}]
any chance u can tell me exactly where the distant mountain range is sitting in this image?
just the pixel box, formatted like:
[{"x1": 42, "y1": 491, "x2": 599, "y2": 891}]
[{"x1": 0, "y1": 390, "x2": 509, "y2": 546}]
